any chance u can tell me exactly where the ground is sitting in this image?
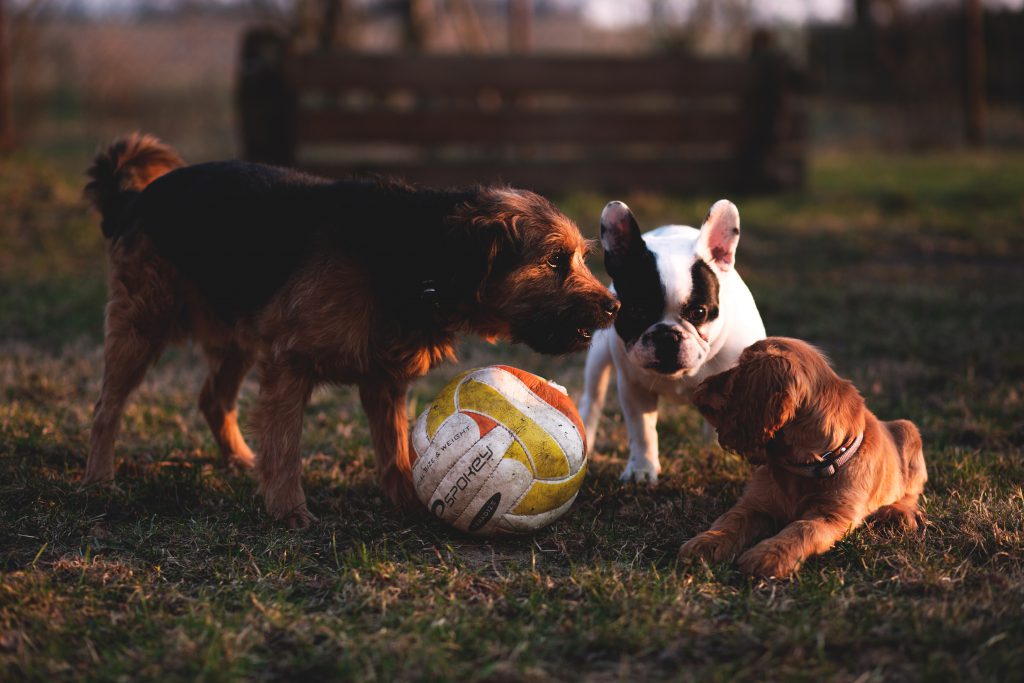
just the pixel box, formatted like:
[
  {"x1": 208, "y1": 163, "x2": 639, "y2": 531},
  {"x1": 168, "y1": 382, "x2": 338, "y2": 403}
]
[{"x1": 1, "y1": 151, "x2": 1022, "y2": 682}]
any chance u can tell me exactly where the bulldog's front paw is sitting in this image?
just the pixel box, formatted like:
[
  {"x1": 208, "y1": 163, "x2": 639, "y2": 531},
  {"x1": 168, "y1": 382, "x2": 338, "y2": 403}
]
[
  {"x1": 737, "y1": 540, "x2": 799, "y2": 579},
  {"x1": 620, "y1": 460, "x2": 660, "y2": 484},
  {"x1": 678, "y1": 531, "x2": 737, "y2": 563}
]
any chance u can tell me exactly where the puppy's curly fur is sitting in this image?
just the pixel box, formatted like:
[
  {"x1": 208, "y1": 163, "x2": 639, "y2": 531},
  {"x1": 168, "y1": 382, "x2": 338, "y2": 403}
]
[
  {"x1": 680, "y1": 337, "x2": 927, "y2": 578},
  {"x1": 82, "y1": 133, "x2": 619, "y2": 527}
]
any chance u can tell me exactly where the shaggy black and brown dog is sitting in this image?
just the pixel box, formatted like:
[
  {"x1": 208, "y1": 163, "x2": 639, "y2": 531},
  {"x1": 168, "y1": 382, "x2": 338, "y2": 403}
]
[{"x1": 83, "y1": 133, "x2": 619, "y2": 528}]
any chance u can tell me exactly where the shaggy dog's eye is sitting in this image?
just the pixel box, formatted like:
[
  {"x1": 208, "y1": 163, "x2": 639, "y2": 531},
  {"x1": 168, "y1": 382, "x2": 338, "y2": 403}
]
[
  {"x1": 546, "y1": 250, "x2": 569, "y2": 271},
  {"x1": 683, "y1": 305, "x2": 708, "y2": 325}
]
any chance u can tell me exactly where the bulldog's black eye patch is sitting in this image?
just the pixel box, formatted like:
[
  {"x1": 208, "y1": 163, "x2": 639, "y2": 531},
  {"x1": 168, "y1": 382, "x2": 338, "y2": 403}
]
[
  {"x1": 607, "y1": 243, "x2": 665, "y2": 345},
  {"x1": 685, "y1": 260, "x2": 720, "y2": 325}
]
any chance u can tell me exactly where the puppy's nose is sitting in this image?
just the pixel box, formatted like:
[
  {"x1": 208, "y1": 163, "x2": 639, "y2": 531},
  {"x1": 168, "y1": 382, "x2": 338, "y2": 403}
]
[{"x1": 603, "y1": 299, "x2": 621, "y2": 318}]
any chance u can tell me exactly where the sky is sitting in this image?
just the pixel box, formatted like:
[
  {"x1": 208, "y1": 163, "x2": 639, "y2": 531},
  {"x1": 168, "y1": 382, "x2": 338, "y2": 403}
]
[
  {"x1": 583, "y1": 0, "x2": 849, "y2": 26},
  {"x1": 583, "y1": 0, "x2": 1024, "y2": 27}
]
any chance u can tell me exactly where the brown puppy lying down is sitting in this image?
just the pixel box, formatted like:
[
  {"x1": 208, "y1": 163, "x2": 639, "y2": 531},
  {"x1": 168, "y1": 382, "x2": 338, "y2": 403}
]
[{"x1": 680, "y1": 337, "x2": 927, "y2": 578}]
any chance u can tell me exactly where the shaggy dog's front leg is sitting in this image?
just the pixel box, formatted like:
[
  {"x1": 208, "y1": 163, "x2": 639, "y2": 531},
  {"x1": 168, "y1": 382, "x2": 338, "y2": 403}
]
[
  {"x1": 360, "y1": 380, "x2": 418, "y2": 509},
  {"x1": 254, "y1": 360, "x2": 315, "y2": 529}
]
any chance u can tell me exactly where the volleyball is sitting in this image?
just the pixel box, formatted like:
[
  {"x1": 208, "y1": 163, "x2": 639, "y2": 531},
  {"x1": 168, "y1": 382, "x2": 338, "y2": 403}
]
[{"x1": 411, "y1": 365, "x2": 588, "y2": 535}]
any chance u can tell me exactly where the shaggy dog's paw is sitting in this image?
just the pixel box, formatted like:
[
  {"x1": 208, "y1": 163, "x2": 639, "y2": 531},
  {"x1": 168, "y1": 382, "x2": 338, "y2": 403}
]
[
  {"x1": 82, "y1": 464, "x2": 116, "y2": 487},
  {"x1": 284, "y1": 505, "x2": 318, "y2": 530},
  {"x1": 678, "y1": 531, "x2": 737, "y2": 563},
  {"x1": 737, "y1": 542, "x2": 799, "y2": 579},
  {"x1": 265, "y1": 492, "x2": 316, "y2": 530},
  {"x1": 81, "y1": 473, "x2": 122, "y2": 494},
  {"x1": 868, "y1": 504, "x2": 922, "y2": 532},
  {"x1": 619, "y1": 460, "x2": 660, "y2": 485},
  {"x1": 383, "y1": 467, "x2": 425, "y2": 514},
  {"x1": 226, "y1": 450, "x2": 256, "y2": 470}
]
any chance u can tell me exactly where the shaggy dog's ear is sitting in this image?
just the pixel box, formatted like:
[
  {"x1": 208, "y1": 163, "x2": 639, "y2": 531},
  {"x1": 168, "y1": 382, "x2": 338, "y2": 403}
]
[
  {"x1": 717, "y1": 350, "x2": 798, "y2": 461},
  {"x1": 451, "y1": 189, "x2": 526, "y2": 302}
]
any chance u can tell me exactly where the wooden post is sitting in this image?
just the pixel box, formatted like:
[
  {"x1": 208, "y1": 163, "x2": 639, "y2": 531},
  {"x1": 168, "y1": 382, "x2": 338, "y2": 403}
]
[
  {"x1": 964, "y1": 0, "x2": 985, "y2": 146},
  {"x1": 0, "y1": 0, "x2": 14, "y2": 152},
  {"x1": 509, "y1": 0, "x2": 532, "y2": 53},
  {"x1": 237, "y1": 28, "x2": 295, "y2": 165}
]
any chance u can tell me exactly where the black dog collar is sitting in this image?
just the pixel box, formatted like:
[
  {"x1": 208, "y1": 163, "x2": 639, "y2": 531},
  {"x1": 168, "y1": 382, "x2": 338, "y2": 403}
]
[
  {"x1": 779, "y1": 432, "x2": 865, "y2": 478},
  {"x1": 420, "y1": 279, "x2": 441, "y2": 309}
]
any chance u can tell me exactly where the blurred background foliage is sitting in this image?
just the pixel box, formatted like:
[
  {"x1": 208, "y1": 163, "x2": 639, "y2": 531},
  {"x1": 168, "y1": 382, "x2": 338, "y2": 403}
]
[{"x1": 0, "y1": 0, "x2": 1022, "y2": 167}]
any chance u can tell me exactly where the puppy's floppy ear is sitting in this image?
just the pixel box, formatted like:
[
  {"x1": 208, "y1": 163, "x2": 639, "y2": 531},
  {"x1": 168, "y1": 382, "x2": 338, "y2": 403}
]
[
  {"x1": 803, "y1": 366, "x2": 868, "y2": 450},
  {"x1": 719, "y1": 352, "x2": 798, "y2": 458},
  {"x1": 600, "y1": 201, "x2": 650, "y2": 279},
  {"x1": 696, "y1": 199, "x2": 741, "y2": 273},
  {"x1": 692, "y1": 367, "x2": 734, "y2": 427}
]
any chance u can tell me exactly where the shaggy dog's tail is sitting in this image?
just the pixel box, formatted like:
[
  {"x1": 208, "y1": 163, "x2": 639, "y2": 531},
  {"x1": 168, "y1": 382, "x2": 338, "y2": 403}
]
[{"x1": 84, "y1": 132, "x2": 185, "y2": 238}]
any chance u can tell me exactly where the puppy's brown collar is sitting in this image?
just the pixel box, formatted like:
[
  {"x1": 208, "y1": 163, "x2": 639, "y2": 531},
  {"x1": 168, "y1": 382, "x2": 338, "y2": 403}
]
[{"x1": 779, "y1": 432, "x2": 864, "y2": 478}]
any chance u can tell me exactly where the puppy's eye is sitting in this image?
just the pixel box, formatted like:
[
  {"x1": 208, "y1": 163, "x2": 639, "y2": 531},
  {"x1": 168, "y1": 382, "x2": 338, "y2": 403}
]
[
  {"x1": 546, "y1": 250, "x2": 569, "y2": 271},
  {"x1": 684, "y1": 305, "x2": 708, "y2": 324}
]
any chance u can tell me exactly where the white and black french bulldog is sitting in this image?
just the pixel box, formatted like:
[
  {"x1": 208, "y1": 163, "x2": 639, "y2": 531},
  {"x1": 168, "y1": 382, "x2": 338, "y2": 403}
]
[{"x1": 579, "y1": 200, "x2": 766, "y2": 483}]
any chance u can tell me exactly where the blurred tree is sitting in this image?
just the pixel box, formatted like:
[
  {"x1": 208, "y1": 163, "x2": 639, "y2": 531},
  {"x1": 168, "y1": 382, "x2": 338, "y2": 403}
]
[
  {"x1": 448, "y1": 0, "x2": 488, "y2": 52},
  {"x1": 0, "y1": 0, "x2": 11, "y2": 152},
  {"x1": 404, "y1": 0, "x2": 437, "y2": 50},
  {"x1": 964, "y1": 0, "x2": 985, "y2": 145},
  {"x1": 855, "y1": 0, "x2": 904, "y2": 27},
  {"x1": 509, "y1": 0, "x2": 532, "y2": 53},
  {"x1": 674, "y1": 0, "x2": 753, "y2": 56},
  {"x1": 320, "y1": 0, "x2": 356, "y2": 49}
]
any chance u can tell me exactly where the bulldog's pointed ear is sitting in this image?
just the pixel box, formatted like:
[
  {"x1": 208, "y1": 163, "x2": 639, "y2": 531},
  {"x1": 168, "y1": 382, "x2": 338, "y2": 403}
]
[
  {"x1": 598, "y1": 201, "x2": 643, "y2": 276},
  {"x1": 696, "y1": 199, "x2": 741, "y2": 272},
  {"x1": 600, "y1": 201, "x2": 643, "y2": 255}
]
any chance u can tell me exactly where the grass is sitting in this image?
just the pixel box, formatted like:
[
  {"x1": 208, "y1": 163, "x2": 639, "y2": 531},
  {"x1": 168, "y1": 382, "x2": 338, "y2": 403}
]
[{"x1": 1, "y1": 149, "x2": 1023, "y2": 682}]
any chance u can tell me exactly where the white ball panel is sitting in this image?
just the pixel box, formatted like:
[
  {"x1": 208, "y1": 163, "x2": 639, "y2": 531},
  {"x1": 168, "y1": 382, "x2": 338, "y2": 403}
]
[
  {"x1": 412, "y1": 411, "x2": 479, "y2": 503},
  {"x1": 451, "y1": 457, "x2": 533, "y2": 535},
  {"x1": 425, "y1": 427, "x2": 514, "y2": 524}
]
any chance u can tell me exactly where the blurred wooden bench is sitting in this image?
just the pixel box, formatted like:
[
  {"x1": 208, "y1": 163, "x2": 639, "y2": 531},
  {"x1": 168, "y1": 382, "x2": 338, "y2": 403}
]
[{"x1": 238, "y1": 29, "x2": 809, "y2": 193}]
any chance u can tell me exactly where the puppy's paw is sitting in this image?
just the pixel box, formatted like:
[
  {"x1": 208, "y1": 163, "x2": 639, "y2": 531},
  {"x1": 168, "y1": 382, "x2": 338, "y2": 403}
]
[
  {"x1": 678, "y1": 531, "x2": 736, "y2": 563},
  {"x1": 619, "y1": 460, "x2": 660, "y2": 485},
  {"x1": 737, "y1": 542, "x2": 799, "y2": 579},
  {"x1": 868, "y1": 504, "x2": 922, "y2": 532}
]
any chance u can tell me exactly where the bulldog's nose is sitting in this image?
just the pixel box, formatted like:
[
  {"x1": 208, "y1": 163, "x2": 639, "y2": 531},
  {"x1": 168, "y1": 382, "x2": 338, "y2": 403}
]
[
  {"x1": 651, "y1": 323, "x2": 683, "y2": 344},
  {"x1": 604, "y1": 299, "x2": 621, "y2": 318}
]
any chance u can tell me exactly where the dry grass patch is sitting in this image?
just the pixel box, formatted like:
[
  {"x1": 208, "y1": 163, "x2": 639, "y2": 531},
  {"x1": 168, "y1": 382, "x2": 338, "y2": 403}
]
[{"x1": 2, "y1": 151, "x2": 1023, "y2": 681}]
